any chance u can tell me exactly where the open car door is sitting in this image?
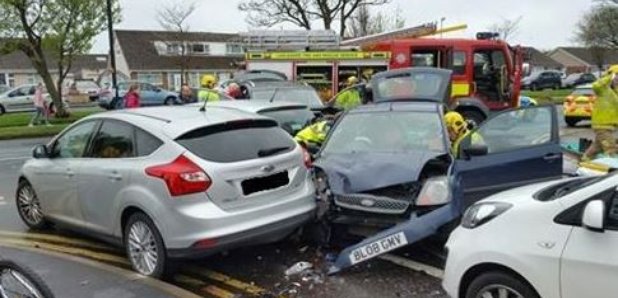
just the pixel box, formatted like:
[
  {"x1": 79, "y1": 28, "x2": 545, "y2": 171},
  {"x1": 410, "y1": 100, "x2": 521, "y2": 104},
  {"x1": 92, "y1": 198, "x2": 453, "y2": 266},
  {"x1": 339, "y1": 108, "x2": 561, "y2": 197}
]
[{"x1": 455, "y1": 105, "x2": 563, "y2": 207}]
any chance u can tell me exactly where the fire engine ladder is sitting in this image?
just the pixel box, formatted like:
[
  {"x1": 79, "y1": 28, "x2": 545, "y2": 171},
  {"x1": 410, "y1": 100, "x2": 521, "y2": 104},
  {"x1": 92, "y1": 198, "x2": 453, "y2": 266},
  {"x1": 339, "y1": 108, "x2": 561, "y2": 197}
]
[{"x1": 239, "y1": 30, "x2": 341, "y2": 51}]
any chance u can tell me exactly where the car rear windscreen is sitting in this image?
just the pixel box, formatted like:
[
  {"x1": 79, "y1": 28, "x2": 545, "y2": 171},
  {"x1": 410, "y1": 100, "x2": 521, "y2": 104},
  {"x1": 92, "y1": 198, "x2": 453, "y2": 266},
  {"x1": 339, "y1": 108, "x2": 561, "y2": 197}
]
[{"x1": 176, "y1": 120, "x2": 296, "y2": 162}]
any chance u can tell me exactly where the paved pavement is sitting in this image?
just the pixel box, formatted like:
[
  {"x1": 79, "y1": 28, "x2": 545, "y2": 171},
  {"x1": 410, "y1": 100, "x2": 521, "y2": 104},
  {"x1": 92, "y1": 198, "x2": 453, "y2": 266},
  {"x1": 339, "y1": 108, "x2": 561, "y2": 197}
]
[{"x1": 0, "y1": 108, "x2": 603, "y2": 298}]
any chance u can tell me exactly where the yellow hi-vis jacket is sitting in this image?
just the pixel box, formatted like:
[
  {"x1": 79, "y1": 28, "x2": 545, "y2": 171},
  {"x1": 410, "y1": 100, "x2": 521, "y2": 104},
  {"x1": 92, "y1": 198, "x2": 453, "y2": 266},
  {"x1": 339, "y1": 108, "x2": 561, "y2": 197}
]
[
  {"x1": 294, "y1": 121, "x2": 330, "y2": 145},
  {"x1": 334, "y1": 88, "x2": 362, "y2": 111},
  {"x1": 591, "y1": 74, "x2": 618, "y2": 129},
  {"x1": 452, "y1": 131, "x2": 485, "y2": 157},
  {"x1": 198, "y1": 89, "x2": 221, "y2": 102}
]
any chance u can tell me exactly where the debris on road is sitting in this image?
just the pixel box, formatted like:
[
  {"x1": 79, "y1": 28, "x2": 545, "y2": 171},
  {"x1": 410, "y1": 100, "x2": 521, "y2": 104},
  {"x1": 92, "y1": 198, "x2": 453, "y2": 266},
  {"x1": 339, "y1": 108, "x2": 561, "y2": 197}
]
[{"x1": 284, "y1": 261, "x2": 313, "y2": 277}]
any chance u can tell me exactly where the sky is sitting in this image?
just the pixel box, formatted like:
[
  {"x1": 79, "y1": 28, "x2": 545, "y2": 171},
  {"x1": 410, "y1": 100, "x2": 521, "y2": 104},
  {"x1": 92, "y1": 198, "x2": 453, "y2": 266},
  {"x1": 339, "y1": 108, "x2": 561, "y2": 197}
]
[{"x1": 91, "y1": 0, "x2": 594, "y2": 53}]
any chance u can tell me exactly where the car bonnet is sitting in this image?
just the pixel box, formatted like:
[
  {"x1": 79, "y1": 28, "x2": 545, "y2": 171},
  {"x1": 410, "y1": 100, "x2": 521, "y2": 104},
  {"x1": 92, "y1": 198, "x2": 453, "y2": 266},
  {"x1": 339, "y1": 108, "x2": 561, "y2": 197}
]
[{"x1": 314, "y1": 151, "x2": 443, "y2": 194}]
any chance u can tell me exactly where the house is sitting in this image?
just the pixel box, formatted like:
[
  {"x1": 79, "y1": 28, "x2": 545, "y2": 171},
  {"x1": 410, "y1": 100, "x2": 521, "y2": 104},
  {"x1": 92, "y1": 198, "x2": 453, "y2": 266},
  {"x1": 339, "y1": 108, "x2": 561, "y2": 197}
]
[
  {"x1": 112, "y1": 30, "x2": 244, "y2": 91},
  {"x1": 522, "y1": 47, "x2": 562, "y2": 75},
  {"x1": 548, "y1": 47, "x2": 618, "y2": 75},
  {"x1": 0, "y1": 41, "x2": 108, "y2": 88}
]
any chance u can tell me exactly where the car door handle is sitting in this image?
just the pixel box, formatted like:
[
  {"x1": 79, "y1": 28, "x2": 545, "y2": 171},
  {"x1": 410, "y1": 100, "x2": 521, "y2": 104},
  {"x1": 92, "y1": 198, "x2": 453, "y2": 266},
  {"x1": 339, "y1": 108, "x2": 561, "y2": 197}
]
[{"x1": 543, "y1": 153, "x2": 561, "y2": 161}]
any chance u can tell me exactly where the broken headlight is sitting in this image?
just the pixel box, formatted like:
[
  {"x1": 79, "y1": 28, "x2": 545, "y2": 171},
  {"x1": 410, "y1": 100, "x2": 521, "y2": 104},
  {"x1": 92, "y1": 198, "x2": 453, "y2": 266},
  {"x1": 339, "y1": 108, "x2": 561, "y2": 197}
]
[
  {"x1": 461, "y1": 202, "x2": 512, "y2": 229},
  {"x1": 416, "y1": 176, "x2": 451, "y2": 206},
  {"x1": 314, "y1": 171, "x2": 331, "y2": 201}
]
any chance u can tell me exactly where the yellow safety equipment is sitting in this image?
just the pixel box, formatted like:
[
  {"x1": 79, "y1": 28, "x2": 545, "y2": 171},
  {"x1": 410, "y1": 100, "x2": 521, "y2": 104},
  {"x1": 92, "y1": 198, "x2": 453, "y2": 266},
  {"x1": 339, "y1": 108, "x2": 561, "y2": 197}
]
[
  {"x1": 294, "y1": 121, "x2": 331, "y2": 145},
  {"x1": 590, "y1": 72, "x2": 618, "y2": 129},
  {"x1": 201, "y1": 74, "x2": 217, "y2": 89},
  {"x1": 444, "y1": 111, "x2": 467, "y2": 137},
  {"x1": 346, "y1": 76, "x2": 359, "y2": 86},
  {"x1": 334, "y1": 88, "x2": 362, "y2": 111},
  {"x1": 198, "y1": 89, "x2": 221, "y2": 102}
]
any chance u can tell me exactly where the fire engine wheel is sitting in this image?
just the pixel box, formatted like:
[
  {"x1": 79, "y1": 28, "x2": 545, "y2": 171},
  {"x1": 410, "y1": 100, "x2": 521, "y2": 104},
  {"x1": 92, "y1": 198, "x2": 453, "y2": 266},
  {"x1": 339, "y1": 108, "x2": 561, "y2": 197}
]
[{"x1": 460, "y1": 110, "x2": 486, "y2": 127}]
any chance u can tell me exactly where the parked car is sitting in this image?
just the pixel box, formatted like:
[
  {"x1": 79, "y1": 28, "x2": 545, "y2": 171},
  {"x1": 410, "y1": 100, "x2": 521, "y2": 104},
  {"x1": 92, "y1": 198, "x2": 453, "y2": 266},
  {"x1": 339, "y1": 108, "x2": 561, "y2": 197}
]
[
  {"x1": 69, "y1": 79, "x2": 101, "y2": 101},
  {"x1": 563, "y1": 84, "x2": 595, "y2": 127},
  {"x1": 318, "y1": 68, "x2": 564, "y2": 274},
  {"x1": 562, "y1": 72, "x2": 597, "y2": 89},
  {"x1": 238, "y1": 81, "x2": 325, "y2": 111},
  {"x1": 443, "y1": 173, "x2": 618, "y2": 298},
  {"x1": 521, "y1": 71, "x2": 562, "y2": 90},
  {"x1": 98, "y1": 82, "x2": 178, "y2": 109},
  {"x1": 207, "y1": 101, "x2": 316, "y2": 136},
  {"x1": 16, "y1": 105, "x2": 316, "y2": 277},
  {"x1": 0, "y1": 84, "x2": 67, "y2": 115}
]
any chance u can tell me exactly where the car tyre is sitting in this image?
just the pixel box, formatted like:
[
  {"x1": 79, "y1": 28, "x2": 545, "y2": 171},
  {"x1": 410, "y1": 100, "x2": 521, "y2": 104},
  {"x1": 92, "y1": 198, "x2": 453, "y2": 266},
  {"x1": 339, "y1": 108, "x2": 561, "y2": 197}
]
[
  {"x1": 164, "y1": 97, "x2": 176, "y2": 105},
  {"x1": 565, "y1": 117, "x2": 579, "y2": 127},
  {"x1": 530, "y1": 83, "x2": 538, "y2": 91},
  {"x1": 465, "y1": 271, "x2": 539, "y2": 298},
  {"x1": 0, "y1": 104, "x2": 5, "y2": 115},
  {"x1": 15, "y1": 180, "x2": 50, "y2": 230},
  {"x1": 124, "y1": 212, "x2": 168, "y2": 278},
  {"x1": 460, "y1": 110, "x2": 486, "y2": 127}
]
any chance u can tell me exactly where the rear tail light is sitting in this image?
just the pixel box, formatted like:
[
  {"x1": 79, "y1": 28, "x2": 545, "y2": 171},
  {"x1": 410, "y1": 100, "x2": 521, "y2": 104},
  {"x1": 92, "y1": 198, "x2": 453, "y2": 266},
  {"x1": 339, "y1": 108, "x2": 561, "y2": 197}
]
[
  {"x1": 301, "y1": 147, "x2": 312, "y2": 169},
  {"x1": 145, "y1": 155, "x2": 212, "y2": 197}
]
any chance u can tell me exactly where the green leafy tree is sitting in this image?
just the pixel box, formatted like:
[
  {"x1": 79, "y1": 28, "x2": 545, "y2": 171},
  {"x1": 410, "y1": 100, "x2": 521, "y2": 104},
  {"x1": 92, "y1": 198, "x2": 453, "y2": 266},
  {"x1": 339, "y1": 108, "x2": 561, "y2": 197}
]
[{"x1": 0, "y1": 0, "x2": 120, "y2": 117}]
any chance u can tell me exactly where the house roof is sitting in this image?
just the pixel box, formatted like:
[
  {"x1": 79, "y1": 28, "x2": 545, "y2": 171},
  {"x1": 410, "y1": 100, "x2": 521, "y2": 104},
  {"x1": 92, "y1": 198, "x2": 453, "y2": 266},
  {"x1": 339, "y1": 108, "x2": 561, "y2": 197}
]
[
  {"x1": 114, "y1": 30, "x2": 243, "y2": 71},
  {"x1": 554, "y1": 47, "x2": 618, "y2": 66},
  {"x1": 72, "y1": 54, "x2": 108, "y2": 70},
  {"x1": 522, "y1": 47, "x2": 562, "y2": 68},
  {"x1": 1, "y1": 39, "x2": 107, "y2": 72}
]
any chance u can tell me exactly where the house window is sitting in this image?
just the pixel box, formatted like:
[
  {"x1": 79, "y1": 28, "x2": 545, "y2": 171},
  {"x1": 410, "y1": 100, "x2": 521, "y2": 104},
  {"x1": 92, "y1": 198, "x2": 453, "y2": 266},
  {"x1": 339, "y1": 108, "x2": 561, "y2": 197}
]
[
  {"x1": 191, "y1": 43, "x2": 205, "y2": 54},
  {"x1": 226, "y1": 44, "x2": 244, "y2": 55},
  {"x1": 167, "y1": 43, "x2": 183, "y2": 55},
  {"x1": 137, "y1": 73, "x2": 163, "y2": 85},
  {"x1": 26, "y1": 74, "x2": 38, "y2": 85},
  {"x1": 0, "y1": 73, "x2": 15, "y2": 87}
]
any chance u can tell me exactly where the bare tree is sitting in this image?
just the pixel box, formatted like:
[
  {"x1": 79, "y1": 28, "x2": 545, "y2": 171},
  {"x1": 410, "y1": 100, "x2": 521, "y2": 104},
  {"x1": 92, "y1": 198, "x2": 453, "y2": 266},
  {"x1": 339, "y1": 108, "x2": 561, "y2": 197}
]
[
  {"x1": 157, "y1": 1, "x2": 197, "y2": 86},
  {"x1": 346, "y1": 4, "x2": 405, "y2": 38},
  {"x1": 576, "y1": 3, "x2": 618, "y2": 49},
  {"x1": 238, "y1": 0, "x2": 391, "y2": 37},
  {"x1": 488, "y1": 16, "x2": 523, "y2": 41}
]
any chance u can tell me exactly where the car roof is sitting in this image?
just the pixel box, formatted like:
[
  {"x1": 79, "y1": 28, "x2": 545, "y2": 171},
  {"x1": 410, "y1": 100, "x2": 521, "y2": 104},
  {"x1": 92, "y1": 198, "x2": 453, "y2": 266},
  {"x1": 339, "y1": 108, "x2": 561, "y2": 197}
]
[
  {"x1": 87, "y1": 105, "x2": 273, "y2": 139},
  {"x1": 349, "y1": 101, "x2": 442, "y2": 114},
  {"x1": 206, "y1": 100, "x2": 309, "y2": 113},
  {"x1": 248, "y1": 81, "x2": 312, "y2": 89}
]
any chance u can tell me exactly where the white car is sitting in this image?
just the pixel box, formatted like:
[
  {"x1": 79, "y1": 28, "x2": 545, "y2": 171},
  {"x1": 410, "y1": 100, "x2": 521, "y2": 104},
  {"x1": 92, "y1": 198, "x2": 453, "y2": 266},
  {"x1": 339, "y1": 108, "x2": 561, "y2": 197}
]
[
  {"x1": 443, "y1": 173, "x2": 618, "y2": 298},
  {"x1": 0, "y1": 84, "x2": 66, "y2": 115}
]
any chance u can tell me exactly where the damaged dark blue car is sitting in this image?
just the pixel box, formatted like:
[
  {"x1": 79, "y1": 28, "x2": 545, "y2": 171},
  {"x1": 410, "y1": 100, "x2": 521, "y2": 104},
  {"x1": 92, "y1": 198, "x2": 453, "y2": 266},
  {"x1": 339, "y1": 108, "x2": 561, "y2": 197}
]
[{"x1": 311, "y1": 68, "x2": 564, "y2": 274}]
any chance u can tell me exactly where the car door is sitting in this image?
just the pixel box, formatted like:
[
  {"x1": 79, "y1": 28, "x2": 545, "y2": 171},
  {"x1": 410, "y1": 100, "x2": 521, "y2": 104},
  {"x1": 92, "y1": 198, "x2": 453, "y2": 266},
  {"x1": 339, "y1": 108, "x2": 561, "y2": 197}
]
[
  {"x1": 560, "y1": 188, "x2": 618, "y2": 298},
  {"x1": 33, "y1": 120, "x2": 99, "y2": 223},
  {"x1": 139, "y1": 83, "x2": 157, "y2": 106},
  {"x1": 454, "y1": 105, "x2": 562, "y2": 206},
  {"x1": 4, "y1": 86, "x2": 32, "y2": 111},
  {"x1": 75, "y1": 119, "x2": 163, "y2": 234}
]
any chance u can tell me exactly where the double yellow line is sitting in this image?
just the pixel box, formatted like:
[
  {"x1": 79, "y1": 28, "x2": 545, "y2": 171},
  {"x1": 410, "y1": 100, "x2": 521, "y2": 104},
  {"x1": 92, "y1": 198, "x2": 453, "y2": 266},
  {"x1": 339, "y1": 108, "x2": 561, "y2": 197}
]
[{"x1": 0, "y1": 230, "x2": 268, "y2": 298}]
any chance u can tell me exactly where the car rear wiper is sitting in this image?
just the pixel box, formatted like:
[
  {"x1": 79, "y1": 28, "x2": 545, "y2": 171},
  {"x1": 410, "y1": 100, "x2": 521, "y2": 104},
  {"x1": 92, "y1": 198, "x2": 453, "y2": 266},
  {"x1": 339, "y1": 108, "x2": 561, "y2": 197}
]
[{"x1": 258, "y1": 146, "x2": 292, "y2": 157}]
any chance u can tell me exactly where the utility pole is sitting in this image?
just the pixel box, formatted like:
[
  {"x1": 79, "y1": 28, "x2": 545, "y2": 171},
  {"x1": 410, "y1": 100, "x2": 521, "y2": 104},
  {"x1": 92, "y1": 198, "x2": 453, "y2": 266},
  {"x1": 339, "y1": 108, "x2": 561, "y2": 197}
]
[
  {"x1": 106, "y1": 0, "x2": 119, "y2": 104},
  {"x1": 440, "y1": 17, "x2": 446, "y2": 38}
]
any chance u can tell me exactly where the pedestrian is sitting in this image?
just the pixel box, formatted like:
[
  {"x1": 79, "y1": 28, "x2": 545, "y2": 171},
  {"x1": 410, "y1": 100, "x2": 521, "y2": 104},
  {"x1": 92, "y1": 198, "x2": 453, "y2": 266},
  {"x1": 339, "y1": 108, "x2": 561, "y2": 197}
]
[
  {"x1": 198, "y1": 74, "x2": 220, "y2": 102},
  {"x1": 226, "y1": 83, "x2": 241, "y2": 99},
  {"x1": 179, "y1": 84, "x2": 196, "y2": 104},
  {"x1": 333, "y1": 76, "x2": 362, "y2": 111},
  {"x1": 124, "y1": 83, "x2": 141, "y2": 109},
  {"x1": 582, "y1": 65, "x2": 618, "y2": 161},
  {"x1": 28, "y1": 83, "x2": 51, "y2": 127}
]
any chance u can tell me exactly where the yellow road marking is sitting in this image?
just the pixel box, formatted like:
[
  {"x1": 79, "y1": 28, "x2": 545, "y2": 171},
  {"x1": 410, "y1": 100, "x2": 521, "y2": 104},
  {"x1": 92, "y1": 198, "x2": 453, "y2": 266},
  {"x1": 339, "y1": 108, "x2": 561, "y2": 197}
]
[
  {"x1": 175, "y1": 275, "x2": 237, "y2": 298},
  {"x1": 0, "y1": 238, "x2": 130, "y2": 268},
  {"x1": 185, "y1": 266, "x2": 266, "y2": 295},
  {"x1": 0, "y1": 230, "x2": 120, "y2": 254},
  {"x1": 0, "y1": 230, "x2": 268, "y2": 296}
]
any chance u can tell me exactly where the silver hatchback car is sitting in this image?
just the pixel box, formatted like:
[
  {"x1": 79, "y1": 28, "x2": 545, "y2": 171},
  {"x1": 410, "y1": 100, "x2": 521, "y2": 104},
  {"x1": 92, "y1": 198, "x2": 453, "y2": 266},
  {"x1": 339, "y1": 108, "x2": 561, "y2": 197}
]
[{"x1": 16, "y1": 106, "x2": 316, "y2": 277}]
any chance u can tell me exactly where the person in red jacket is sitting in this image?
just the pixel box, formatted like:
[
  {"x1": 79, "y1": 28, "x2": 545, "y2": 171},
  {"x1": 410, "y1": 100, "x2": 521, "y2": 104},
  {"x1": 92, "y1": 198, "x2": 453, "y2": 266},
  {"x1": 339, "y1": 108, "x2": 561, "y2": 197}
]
[{"x1": 124, "y1": 84, "x2": 140, "y2": 108}]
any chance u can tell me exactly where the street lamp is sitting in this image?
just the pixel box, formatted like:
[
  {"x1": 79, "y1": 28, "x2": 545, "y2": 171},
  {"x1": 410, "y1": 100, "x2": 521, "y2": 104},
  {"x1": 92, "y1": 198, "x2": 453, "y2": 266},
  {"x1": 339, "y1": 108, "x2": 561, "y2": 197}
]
[
  {"x1": 106, "y1": 0, "x2": 119, "y2": 103},
  {"x1": 440, "y1": 17, "x2": 446, "y2": 38}
]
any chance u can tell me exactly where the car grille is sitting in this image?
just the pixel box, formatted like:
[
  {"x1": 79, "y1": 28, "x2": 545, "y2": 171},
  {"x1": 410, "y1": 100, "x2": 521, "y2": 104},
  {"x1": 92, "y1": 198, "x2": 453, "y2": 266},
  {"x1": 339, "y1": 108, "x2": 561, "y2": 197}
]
[{"x1": 335, "y1": 193, "x2": 412, "y2": 215}]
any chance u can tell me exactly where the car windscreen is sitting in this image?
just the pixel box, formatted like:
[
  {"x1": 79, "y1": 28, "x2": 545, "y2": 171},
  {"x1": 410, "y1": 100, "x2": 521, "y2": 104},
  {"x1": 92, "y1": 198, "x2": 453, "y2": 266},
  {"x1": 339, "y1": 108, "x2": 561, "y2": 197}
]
[
  {"x1": 259, "y1": 108, "x2": 315, "y2": 134},
  {"x1": 175, "y1": 120, "x2": 296, "y2": 163},
  {"x1": 534, "y1": 175, "x2": 613, "y2": 201},
  {"x1": 572, "y1": 88, "x2": 594, "y2": 96},
  {"x1": 252, "y1": 88, "x2": 323, "y2": 107},
  {"x1": 372, "y1": 72, "x2": 449, "y2": 102},
  {"x1": 321, "y1": 111, "x2": 447, "y2": 155}
]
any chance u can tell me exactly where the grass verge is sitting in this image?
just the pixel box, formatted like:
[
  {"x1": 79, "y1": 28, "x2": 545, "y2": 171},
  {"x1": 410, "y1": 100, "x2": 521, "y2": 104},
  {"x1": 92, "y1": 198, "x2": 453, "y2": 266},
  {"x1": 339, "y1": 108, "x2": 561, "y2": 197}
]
[
  {"x1": 0, "y1": 108, "x2": 101, "y2": 140},
  {"x1": 521, "y1": 89, "x2": 573, "y2": 104}
]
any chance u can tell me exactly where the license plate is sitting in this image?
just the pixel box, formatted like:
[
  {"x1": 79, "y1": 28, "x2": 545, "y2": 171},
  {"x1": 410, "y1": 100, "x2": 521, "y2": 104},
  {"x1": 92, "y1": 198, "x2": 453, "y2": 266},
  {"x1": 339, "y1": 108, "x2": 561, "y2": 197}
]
[{"x1": 349, "y1": 232, "x2": 408, "y2": 265}]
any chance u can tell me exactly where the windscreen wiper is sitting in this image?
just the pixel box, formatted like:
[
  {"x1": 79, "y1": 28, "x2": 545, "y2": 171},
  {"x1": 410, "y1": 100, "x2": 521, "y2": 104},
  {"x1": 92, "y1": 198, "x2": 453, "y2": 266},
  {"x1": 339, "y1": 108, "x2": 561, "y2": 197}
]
[{"x1": 258, "y1": 146, "x2": 291, "y2": 157}]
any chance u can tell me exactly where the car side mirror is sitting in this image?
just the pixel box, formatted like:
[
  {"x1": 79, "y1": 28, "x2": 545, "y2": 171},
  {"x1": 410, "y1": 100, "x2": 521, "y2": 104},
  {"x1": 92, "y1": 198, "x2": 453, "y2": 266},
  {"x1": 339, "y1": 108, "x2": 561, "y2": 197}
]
[
  {"x1": 462, "y1": 144, "x2": 488, "y2": 158},
  {"x1": 32, "y1": 144, "x2": 49, "y2": 159},
  {"x1": 582, "y1": 200, "x2": 605, "y2": 232}
]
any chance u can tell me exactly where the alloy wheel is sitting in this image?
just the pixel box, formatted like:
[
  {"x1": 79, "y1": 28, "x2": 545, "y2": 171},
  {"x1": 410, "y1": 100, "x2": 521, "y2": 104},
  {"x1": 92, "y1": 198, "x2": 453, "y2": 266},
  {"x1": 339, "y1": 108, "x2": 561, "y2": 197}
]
[
  {"x1": 476, "y1": 284, "x2": 524, "y2": 298},
  {"x1": 16, "y1": 185, "x2": 44, "y2": 226},
  {"x1": 127, "y1": 221, "x2": 159, "y2": 276}
]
